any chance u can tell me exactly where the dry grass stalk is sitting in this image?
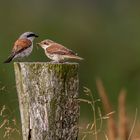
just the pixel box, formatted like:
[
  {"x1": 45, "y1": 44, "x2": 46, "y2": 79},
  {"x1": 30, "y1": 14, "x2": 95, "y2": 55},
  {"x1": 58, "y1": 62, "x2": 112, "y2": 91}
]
[
  {"x1": 118, "y1": 89, "x2": 129, "y2": 140},
  {"x1": 128, "y1": 108, "x2": 138, "y2": 140},
  {"x1": 96, "y1": 78, "x2": 117, "y2": 140},
  {"x1": 79, "y1": 87, "x2": 106, "y2": 140},
  {"x1": 0, "y1": 105, "x2": 20, "y2": 138}
]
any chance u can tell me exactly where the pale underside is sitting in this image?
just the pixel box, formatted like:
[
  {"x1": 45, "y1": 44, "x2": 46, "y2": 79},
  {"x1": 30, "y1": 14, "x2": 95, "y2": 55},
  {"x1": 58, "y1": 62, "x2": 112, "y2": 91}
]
[
  {"x1": 45, "y1": 51, "x2": 80, "y2": 62},
  {"x1": 14, "y1": 45, "x2": 33, "y2": 59}
]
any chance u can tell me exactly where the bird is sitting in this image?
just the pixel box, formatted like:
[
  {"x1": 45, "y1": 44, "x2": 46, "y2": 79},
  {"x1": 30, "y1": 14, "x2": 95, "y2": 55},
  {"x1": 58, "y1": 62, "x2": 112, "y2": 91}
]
[
  {"x1": 37, "y1": 39, "x2": 83, "y2": 63},
  {"x1": 4, "y1": 32, "x2": 38, "y2": 63}
]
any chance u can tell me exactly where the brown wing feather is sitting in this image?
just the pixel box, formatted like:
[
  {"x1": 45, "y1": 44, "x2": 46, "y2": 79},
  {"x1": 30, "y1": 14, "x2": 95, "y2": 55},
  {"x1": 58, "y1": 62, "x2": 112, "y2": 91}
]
[
  {"x1": 47, "y1": 43, "x2": 76, "y2": 55},
  {"x1": 12, "y1": 39, "x2": 32, "y2": 54}
]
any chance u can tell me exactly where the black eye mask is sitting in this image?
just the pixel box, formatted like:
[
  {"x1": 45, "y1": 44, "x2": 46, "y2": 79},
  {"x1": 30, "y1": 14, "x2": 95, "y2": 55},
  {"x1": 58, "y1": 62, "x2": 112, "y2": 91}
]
[{"x1": 27, "y1": 33, "x2": 38, "y2": 38}]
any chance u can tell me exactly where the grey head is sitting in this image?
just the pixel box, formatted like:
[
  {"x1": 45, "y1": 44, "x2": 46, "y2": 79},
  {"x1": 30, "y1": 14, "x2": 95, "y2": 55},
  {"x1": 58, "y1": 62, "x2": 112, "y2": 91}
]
[{"x1": 19, "y1": 32, "x2": 38, "y2": 41}]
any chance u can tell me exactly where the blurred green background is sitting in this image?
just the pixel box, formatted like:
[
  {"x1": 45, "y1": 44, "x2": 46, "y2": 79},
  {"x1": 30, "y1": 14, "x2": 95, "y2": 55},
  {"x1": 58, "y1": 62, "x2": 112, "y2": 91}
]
[{"x1": 0, "y1": 0, "x2": 140, "y2": 139}]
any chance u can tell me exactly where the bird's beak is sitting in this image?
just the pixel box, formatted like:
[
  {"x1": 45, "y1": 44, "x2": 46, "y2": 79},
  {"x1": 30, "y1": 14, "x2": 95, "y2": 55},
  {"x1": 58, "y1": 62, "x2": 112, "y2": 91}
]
[{"x1": 35, "y1": 34, "x2": 39, "y2": 37}]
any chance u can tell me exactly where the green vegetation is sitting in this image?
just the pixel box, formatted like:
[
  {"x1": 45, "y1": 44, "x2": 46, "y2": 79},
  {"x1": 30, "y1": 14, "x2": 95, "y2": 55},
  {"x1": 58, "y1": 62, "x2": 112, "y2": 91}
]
[{"x1": 0, "y1": 0, "x2": 140, "y2": 139}]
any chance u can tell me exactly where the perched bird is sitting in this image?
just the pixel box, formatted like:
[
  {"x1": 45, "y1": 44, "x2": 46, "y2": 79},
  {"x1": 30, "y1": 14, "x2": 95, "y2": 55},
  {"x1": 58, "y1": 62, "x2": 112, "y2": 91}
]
[
  {"x1": 4, "y1": 32, "x2": 38, "y2": 63},
  {"x1": 37, "y1": 39, "x2": 83, "y2": 62}
]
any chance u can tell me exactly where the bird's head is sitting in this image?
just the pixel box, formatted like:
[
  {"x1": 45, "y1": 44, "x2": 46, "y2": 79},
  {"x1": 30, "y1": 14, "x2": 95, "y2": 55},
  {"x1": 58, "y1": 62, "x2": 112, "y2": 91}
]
[
  {"x1": 19, "y1": 32, "x2": 38, "y2": 41},
  {"x1": 37, "y1": 39, "x2": 54, "y2": 49}
]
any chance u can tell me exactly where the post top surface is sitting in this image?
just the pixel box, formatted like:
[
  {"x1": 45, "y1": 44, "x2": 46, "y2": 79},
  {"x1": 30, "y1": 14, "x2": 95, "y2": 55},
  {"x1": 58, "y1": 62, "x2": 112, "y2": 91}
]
[{"x1": 14, "y1": 62, "x2": 79, "y2": 66}]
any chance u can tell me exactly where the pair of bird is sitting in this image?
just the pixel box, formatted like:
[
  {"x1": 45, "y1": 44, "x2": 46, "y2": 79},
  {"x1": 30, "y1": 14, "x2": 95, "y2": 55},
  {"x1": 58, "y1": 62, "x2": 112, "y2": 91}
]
[{"x1": 4, "y1": 32, "x2": 83, "y2": 63}]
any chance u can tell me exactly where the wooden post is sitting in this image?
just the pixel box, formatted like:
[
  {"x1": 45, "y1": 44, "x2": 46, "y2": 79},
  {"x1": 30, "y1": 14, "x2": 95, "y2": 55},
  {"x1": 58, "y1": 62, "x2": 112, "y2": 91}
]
[{"x1": 14, "y1": 62, "x2": 79, "y2": 140}]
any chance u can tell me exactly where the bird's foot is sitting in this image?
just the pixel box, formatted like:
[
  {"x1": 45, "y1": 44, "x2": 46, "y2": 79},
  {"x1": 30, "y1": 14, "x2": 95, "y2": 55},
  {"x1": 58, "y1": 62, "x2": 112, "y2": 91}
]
[{"x1": 50, "y1": 60, "x2": 65, "y2": 64}]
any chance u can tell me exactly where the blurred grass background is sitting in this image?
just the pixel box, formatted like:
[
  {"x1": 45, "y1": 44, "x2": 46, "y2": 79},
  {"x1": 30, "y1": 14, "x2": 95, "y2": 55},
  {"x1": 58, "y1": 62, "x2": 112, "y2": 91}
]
[{"x1": 0, "y1": 0, "x2": 140, "y2": 139}]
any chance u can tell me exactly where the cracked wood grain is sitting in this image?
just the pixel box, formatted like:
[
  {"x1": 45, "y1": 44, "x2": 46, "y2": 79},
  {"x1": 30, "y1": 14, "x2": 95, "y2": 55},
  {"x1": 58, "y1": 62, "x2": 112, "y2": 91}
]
[{"x1": 14, "y1": 62, "x2": 79, "y2": 140}]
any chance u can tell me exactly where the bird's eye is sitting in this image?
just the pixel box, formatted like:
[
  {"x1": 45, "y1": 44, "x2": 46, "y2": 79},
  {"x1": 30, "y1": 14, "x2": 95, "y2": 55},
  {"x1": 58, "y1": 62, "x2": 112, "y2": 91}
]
[{"x1": 44, "y1": 42, "x2": 49, "y2": 45}]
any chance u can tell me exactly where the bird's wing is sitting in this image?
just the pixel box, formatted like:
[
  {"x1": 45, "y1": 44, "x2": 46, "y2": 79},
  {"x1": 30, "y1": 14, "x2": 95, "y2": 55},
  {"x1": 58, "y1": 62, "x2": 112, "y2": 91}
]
[
  {"x1": 47, "y1": 43, "x2": 76, "y2": 55},
  {"x1": 12, "y1": 39, "x2": 32, "y2": 54}
]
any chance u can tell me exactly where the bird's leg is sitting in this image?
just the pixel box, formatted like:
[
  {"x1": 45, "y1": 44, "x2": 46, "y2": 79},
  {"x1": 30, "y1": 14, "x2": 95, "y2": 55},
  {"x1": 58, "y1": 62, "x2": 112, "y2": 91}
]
[
  {"x1": 58, "y1": 61, "x2": 64, "y2": 64},
  {"x1": 49, "y1": 60, "x2": 57, "y2": 64},
  {"x1": 50, "y1": 59, "x2": 65, "y2": 64},
  {"x1": 57, "y1": 59, "x2": 65, "y2": 63}
]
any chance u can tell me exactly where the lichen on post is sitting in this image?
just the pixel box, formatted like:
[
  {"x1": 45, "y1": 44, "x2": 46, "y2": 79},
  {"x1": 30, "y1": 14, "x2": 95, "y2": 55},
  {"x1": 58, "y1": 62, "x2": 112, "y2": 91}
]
[{"x1": 14, "y1": 62, "x2": 79, "y2": 140}]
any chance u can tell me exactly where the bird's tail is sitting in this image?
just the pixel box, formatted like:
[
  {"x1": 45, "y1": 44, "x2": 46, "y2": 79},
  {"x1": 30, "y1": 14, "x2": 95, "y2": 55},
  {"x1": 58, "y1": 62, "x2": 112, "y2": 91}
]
[
  {"x1": 65, "y1": 55, "x2": 84, "y2": 60},
  {"x1": 4, "y1": 54, "x2": 15, "y2": 63}
]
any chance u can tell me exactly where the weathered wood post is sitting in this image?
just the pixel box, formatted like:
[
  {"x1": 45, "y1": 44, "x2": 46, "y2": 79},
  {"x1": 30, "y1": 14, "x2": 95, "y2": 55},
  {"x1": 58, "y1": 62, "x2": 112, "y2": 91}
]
[{"x1": 14, "y1": 62, "x2": 79, "y2": 140}]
